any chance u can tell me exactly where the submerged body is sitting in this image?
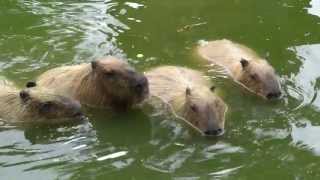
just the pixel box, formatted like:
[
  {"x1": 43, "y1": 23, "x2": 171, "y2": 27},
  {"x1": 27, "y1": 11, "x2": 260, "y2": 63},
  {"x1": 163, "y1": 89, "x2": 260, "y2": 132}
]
[
  {"x1": 146, "y1": 66, "x2": 227, "y2": 136},
  {"x1": 197, "y1": 39, "x2": 281, "y2": 99},
  {"x1": 0, "y1": 81, "x2": 84, "y2": 123},
  {"x1": 36, "y1": 56, "x2": 149, "y2": 110}
]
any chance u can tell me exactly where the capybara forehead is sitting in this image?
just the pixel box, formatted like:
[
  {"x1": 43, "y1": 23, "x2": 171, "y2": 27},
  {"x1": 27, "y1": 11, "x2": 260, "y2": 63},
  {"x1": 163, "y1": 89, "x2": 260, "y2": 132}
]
[
  {"x1": 247, "y1": 61, "x2": 274, "y2": 75},
  {"x1": 25, "y1": 88, "x2": 78, "y2": 105},
  {"x1": 96, "y1": 57, "x2": 130, "y2": 69},
  {"x1": 188, "y1": 90, "x2": 221, "y2": 109}
]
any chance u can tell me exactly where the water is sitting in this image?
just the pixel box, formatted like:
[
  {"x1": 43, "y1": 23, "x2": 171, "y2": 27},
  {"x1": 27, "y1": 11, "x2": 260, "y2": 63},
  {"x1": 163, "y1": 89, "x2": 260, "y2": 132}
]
[{"x1": 0, "y1": 0, "x2": 320, "y2": 179}]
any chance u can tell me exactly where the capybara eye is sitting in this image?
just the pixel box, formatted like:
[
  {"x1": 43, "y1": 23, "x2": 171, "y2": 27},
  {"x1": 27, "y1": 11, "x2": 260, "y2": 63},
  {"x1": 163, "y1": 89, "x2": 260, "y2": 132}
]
[
  {"x1": 104, "y1": 70, "x2": 116, "y2": 77},
  {"x1": 250, "y1": 74, "x2": 257, "y2": 80},
  {"x1": 190, "y1": 104, "x2": 198, "y2": 112},
  {"x1": 40, "y1": 101, "x2": 55, "y2": 113}
]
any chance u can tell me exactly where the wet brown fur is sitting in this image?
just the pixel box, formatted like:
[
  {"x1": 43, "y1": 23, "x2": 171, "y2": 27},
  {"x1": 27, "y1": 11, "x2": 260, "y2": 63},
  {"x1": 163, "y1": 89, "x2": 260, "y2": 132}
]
[{"x1": 36, "y1": 56, "x2": 149, "y2": 109}]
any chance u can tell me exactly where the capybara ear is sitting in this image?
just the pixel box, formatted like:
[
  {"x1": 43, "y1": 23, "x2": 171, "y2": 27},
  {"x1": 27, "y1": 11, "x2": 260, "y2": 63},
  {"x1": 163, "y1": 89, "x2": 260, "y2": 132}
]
[
  {"x1": 240, "y1": 58, "x2": 249, "y2": 69},
  {"x1": 26, "y1": 81, "x2": 37, "y2": 88},
  {"x1": 19, "y1": 90, "x2": 30, "y2": 102},
  {"x1": 91, "y1": 61, "x2": 97, "y2": 69},
  {"x1": 186, "y1": 87, "x2": 191, "y2": 96},
  {"x1": 210, "y1": 86, "x2": 216, "y2": 91}
]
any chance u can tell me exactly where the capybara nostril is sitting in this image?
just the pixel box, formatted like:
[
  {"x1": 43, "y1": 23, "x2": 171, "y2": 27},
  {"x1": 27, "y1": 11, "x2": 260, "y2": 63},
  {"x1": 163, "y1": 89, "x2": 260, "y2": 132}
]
[
  {"x1": 75, "y1": 112, "x2": 85, "y2": 120},
  {"x1": 135, "y1": 83, "x2": 143, "y2": 93},
  {"x1": 204, "y1": 130, "x2": 211, "y2": 136},
  {"x1": 266, "y1": 92, "x2": 281, "y2": 99},
  {"x1": 215, "y1": 128, "x2": 223, "y2": 135},
  {"x1": 135, "y1": 76, "x2": 148, "y2": 93},
  {"x1": 204, "y1": 128, "x2": 224, "y2": 136}
]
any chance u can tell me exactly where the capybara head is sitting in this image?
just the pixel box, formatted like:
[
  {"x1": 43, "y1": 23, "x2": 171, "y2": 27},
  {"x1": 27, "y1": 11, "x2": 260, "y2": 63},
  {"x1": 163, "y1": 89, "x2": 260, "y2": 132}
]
[
  {"x1": 183, "y1": 86, "x2": 227, "y2": 136},
  {"x1": 238, "y1": 58, "x2": 281, "y2": 99},
  {"x1": 19, "y1": 87, "x2": 84, "y2": 123},
  {"x1": 91, "y1": 57, "x2": 149, "y2": 107}
]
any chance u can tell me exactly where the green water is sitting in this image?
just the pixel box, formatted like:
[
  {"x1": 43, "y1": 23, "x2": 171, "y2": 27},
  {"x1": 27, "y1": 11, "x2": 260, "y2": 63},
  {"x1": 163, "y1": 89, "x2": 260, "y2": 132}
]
[{"x1": 1, "y1": 0, "x2": 320, "y2": 179}]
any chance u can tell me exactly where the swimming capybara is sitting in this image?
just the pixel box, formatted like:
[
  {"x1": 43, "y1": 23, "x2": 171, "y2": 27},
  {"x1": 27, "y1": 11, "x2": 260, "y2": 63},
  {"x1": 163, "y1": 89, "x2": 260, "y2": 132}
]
[
  {"x1": 0, "y1": 81, "x2": 84, "y2": 123},
  {"x1": 146, "y1": 66, "x2": 227, "y2": 136},
  {"x1": 36, "y1": 56, "x2": 149, "y2": 110},
  {"x1": 197, "y1": 39, "x2": 281, "y2": 99}
]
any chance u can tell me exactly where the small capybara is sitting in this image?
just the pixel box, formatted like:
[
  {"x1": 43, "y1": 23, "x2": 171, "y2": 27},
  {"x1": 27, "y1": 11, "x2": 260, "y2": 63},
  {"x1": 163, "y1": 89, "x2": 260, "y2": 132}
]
[
  {"x1": 146, "y1": 66, "x2": 227, "y2": 136},
  {"x1": 0, "y1": 81, "x2": 84, "y2": 123},
  {"x1": 197, "y1": 39, "x2": 281, "y2": 99},
  {"x1": 36, "y1": 56, "x2": 149, "y2": 110}
]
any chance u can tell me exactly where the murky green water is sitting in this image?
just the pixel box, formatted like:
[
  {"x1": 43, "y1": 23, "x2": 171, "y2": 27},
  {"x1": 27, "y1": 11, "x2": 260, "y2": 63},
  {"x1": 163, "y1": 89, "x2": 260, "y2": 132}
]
[{"x1": 1, "y1": 0, "x2": 320, "y2": 179}]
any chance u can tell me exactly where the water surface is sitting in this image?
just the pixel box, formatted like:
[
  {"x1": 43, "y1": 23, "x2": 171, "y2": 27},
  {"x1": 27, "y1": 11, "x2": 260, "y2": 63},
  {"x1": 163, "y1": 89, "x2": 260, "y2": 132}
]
[{"x1": 1, "y1": 0, "x2": 320, "y2": 179}]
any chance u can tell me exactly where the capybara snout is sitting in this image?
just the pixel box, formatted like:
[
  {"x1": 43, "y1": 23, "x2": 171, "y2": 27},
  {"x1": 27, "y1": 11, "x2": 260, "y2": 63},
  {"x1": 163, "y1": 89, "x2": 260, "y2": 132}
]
[
  {"x1": 59, "y1": 97, "x2": 83, "y2": 118},
  {"x1": 266, "y1": 91, "x2": 281, "y2": 100},
  {"x1": 132, "y1": 75, "x2": 149, "y2": 98}
]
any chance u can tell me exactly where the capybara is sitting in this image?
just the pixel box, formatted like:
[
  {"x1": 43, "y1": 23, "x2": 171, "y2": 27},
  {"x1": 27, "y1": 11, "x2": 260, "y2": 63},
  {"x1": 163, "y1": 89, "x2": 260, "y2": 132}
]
[
  {"x1": 146, "y1": 66, "x2": 227, "y2": 136},
  {"x1": 197, "y1": 39, "x2": 281, "y2": 99},
  {"x1": 36, "y1": 56, "x2": 149, "y2": 110},
  {"x1": 0, "y1": 81, "x2": 84, "y2": 123}
]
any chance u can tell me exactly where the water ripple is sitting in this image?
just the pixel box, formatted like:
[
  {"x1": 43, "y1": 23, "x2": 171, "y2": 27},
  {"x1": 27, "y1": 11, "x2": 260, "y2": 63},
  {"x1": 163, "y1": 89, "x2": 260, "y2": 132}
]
[{"x1": 288, "y1": 44, "x2": 320, "y2": 110}]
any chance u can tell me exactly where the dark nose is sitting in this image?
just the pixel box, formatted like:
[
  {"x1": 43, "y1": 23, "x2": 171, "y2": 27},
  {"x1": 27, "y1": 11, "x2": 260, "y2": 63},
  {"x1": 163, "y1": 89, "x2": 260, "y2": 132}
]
[
  {"x1": 266, "y1": 91, "x2": 281, "y2": 99},
  {"x1": 134, "y1": 76, "x2": 148, "y2": 94},
  {"x1": 73, "y1": 110, "x2": 85, "y2": 121},
  {"x1": 69, "y1": 101, "x2": 84, "y2": 119},
  {"x1": 204, "y1": 128, "x2": 224, "y2": 136}
]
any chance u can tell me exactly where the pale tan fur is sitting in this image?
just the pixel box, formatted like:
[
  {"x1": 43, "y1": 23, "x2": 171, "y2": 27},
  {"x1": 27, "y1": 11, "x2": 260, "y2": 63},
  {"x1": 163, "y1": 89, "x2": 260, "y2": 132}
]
[
  {"x1": 197, "y1": 39, "x2": 280, "y2": 98},
  {"x1": 146, "y1": 66, "x2": 227, "y2": 135}
]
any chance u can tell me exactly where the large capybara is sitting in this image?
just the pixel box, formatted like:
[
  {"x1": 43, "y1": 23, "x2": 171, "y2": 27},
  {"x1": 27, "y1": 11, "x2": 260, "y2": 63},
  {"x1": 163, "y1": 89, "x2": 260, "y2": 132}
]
[
  {"x1": 0, "y1": 81, "x2": 84, "y2": 123},
  {"x1": 197, "y1": 39, "x2": 281, "y2": 99},
  {"x1": 36, "y1": 56, "x2": 149, "y2": 110},
  {"x1": 146, "y1": 66, "x2": 227, "y2": 136}
]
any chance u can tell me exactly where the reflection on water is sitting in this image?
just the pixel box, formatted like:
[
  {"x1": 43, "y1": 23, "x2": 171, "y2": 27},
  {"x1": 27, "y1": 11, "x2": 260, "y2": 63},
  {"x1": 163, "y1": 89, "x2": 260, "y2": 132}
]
[
  {"x1": 291, "y1": 120, "x2": 320, "y2": 155},
  {"x1": 287, "y1": 44, "x2": 320, "y2": 156},
  {"x1": 0, "y1": 122, "x2": 97, "y2": 179},
  {"x1": 288, "y1": 44, "x2": 320, "y2": 110},
  {"x1": 308, "y1": 0, "x2": 320, "y2": 17},
  {"x1": 20, "y1": 0, "x2": 129, "y2": 61},
  {"x1": 209, "y1": 165, "x2": 243, "y2": 178},
  {"x1": 0, "y1": 0, "x2": 133, "y2": 80}
]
